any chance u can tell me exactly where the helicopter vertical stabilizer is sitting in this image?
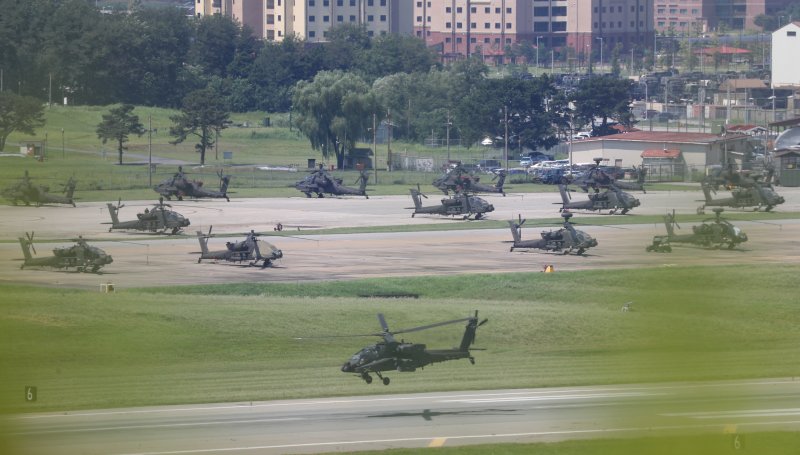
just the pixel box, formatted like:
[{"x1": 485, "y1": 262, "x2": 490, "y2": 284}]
[
  {"x1": 196, "y1": 231, "x2": 209, "y2": 255},
  {"x1": 459, "y1": 311, "x2": 486, "y2": 352},
  {"x1": 18, "y1": 237, "x2": 33, "y2": 261},
  {"x1": 107, "y1": 204, "x2": 121, "y2": 225}
]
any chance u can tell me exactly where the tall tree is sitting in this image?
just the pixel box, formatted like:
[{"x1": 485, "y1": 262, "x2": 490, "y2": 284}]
[
  {"x1": 169, "y1": 88, "x2": 230, "y2": 165},
  {"x1": 573, "y1": 76, "x2": 634, "y2": 130},
  {"x1": 96, "y1": 104, "x2": 146, "y2": 165},
  {"x1": 293, "y1": 71, "x2": 379, "y2": 169},
  {"x1": 0, "y1": 92, "x2": 46, "y2": 152}
]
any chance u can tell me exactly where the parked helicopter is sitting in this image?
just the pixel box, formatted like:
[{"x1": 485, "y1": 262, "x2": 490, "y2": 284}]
[
  {"x1": 572, "y1": 158, "x2": 647, "y2": 193},
  {"x1": 195, "y1": 227, "x2": 282, "y2": 268},
  {"x1": 154, "y1": 167, "x2": 230, "y2": 201},
  {"x1": 18, "y1": 233, "x2": 113, "y2": 272},
  {"x1": 433, "y1": 164, "x2": 506, "y2": 196},
  {"x1": 647, "y1": 208, "x2": 748, "y2": 252},
  {"x1": 408, "y1": 187, "x2": 494, "y2": 220},
  {"x1": 557, "y1": 184, "x2": 640, "y2": 214},
  {"x1": 295, "y1": 165, "x2": 370, "y2": 198},
  {"x1": 699, "y1": 182, "x2": 784, "y2": 213},
  {"x1": 105, "y1": 198, "x2": 190, "y2": 234},
  {"x1": 2, "y1": 171, "x2": 77, "y2": 207},
  {"x1": 507, "y1": 212, "x2": 598, "y2": 255},
  {"x1": 335, "y1": 312, "x2": 487, "y2": 385}
]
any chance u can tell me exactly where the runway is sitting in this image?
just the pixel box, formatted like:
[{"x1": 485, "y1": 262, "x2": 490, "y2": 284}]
[
  {"x1": 10, "y1": 379, "x2": 800, "y2": 454},
  {"x1": 1, "y1": 187, "x2": 800, "y2": 289}
]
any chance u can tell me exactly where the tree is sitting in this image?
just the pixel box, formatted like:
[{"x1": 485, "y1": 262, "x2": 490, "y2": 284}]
[
  {"x1": 169, "y1": 88, "x2": 230, "y2": 165},
  {"x1": 96, "y1": 104, "x2": 145, "y2": 165},
  {"x1": 0, "y1": 92, "x2": 45, "y2": 152},
  {"x1": 573, "y1": 76, "x2": 634, "y2": 130},
  {"x1": 292, "y1": 71, "x2": 380, "y2": 169}
]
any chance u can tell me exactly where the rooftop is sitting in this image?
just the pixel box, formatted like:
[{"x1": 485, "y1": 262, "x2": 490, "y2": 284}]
[{"x1": 581, "y1": 131, "x2": 747, "y2": 145}]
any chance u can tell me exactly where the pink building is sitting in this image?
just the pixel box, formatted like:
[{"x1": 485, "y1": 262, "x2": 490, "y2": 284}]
[{"x1": 413, "y1": 0, "x2": 653, "y2": 64}]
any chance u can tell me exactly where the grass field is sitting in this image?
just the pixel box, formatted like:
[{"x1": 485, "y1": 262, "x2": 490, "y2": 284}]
[{"x1": 1, "y1": 265, "x2": 798, "y2": 415}]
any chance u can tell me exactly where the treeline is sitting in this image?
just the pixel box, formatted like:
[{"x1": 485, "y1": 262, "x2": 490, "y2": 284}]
[{"x1": 0, "y1": 0, "x2": 438, "y2": 110}]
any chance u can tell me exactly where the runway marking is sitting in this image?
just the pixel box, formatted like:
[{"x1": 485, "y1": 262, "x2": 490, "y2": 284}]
[
  {"x1": 428, "y1": 437, "x2": 447, "y2": 447},
  {"x1": 113, "y1": 420, "x2": 800, "y2": 455},
  {"x1": 439, "y1": 391, "x2": 655, "y2": 403},
  {"x1": 12, "y1": 418, "x2": 303, "y2": 436}
]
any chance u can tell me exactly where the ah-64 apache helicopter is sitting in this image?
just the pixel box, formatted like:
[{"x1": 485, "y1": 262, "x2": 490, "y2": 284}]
[
  {"x1": 646, "y1": 208, "x2": 748, "y2": 252},
  {"x1": 408, "y1": 186, "x2": 494, "y2": 220},
  {"x1": 333, "y1": 312, "x2": 487, "y2": 385},
  {"x1": 432, "y1": 164, "x2": 506, "y2": 196},
  {"x1": 105, "y1": 198, "x2": 190, "y2": 234},
  {"x1": 571, "y1": 158, "x2": 647, "y2": 193},
  {"x1": 507, "y1": 212, "x2": 598, "y2": 255},
  {"x1": 294, "y1": 166, "x2": 370, "y2": 198},
  {"x1": 154, "y1": 167, "x2": 231, "y2": 201},
  {"x1": 557, "y1": 184, "x2": 640, "y2": 215},
  {"x1": 196, "y1": 227, "x2": 283, "y2": 268},
  {"x1": 2, "y1": 171, "x2": 77, "y2": 207},
  {"x1": 17, "y1": 233, "x2": 113, "y2": 273},
  {"x1": 699, "y1": 181, "x2": 784, "y2": 213}
]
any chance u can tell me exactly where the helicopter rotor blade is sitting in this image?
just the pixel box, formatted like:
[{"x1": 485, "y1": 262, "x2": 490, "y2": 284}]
[
  {"x1": 377, "y1": 313, "x2": 390, "y2": 333},
  {"x1": 393, "y1": 317, "x2": 472, "y2": 335}
]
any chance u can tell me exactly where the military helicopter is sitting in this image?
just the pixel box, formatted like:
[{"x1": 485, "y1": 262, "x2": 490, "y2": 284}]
[
  {"x1": 154, "y1": 167, "x2": 231, "y2": 201},
  {"x1": 432, "y1": 164, "x2": 506, "y2": 196},
  {"x1": 105, "y1": 198, "x2": 190, "y2": 234},
  {"x1": 294, "y1": 165, "x2": 370, "y2": 198},
  {"x1": 195, "y1": 227, "x2": 283, "y2": 268},
  {"x1": 507, "y1": 212, "x2": 598, "y2": 255},
  {"x1": 18, "y1": 233, "x2": 113, "y2": 273},
  {"x1": 557, "y1": 184, "x2": 640, "y2": 215},
  {"x1": 699, "y1": 182, "x2": 785, "y2": 213},
  {"x1": 2, "y1": 171, "x2": 77, "y2": 207},
  {"x1": 647, "y1": 208, "x2": 748, "y2": 252},
  {"x1": 408, "y1": 187, "x2": 495, "y2": 220},
  {"x1": 336, "y1": 312, "x2": 487, "y2": 385},
  {"x1": 572, "y1": 158, "x2": 647, "y2": 193}
]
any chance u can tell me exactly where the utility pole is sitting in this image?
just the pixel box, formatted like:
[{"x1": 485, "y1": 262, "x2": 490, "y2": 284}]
[
  {"x1": 503, "y1": 105, "x2": 509, "y2": 171},
  {"x1": 387, "y1": 108, "x2": 392, "y2": 172},
  {"x1": 148, "y1": 115, "x2": 153, "y2": 187},
  {"x1": 372, "y1": 112, "x2": 377, "y2": 184},
  {"x1": 445, "y1": 110, "x2": 452, "y2": 163}
]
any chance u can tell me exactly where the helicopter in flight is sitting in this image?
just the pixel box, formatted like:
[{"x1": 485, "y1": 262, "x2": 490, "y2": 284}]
[
  {"x1": 295, "y1": 165, "x2": 370, "y2": 198},
  {"x1": 507, "y1": 212, "x2": 598, "y2": 255},
  {"x1": 557, "y1": 184, "x2": 640, "y2": 215},
  {"x1": 2, "y1": 171, "x2": 77, "y2": 207},
  {"x1": 698, "y1": 182, "x2": 784, "y2": 213},
  {"x1": 408, "y1": 187, "x2": 494, "y2": 220},
  {"x1": 105, "y1": 198, "x2": 190, "y2": 234},
  {"x1": 646, "y1": 208, "x2": 748, "y2": 252},
  {"x1": 336, "y1": 312, "x2": 487, "y2": 385},
  {"x1": 18, "y1": 233, "x2": 113, "y2": 273},
  {"x1": 433, "y1": 164, "x2": 506, "y2": 196},
  {"x1": 154, "y1": 167, "x2": 231, "y2": 201},
  {"x1": 571, "y1": 158, "x2": 647, "y2": 193},
  {"x1": 195, "y1": 227, "x2": 283, "y2": 268}
]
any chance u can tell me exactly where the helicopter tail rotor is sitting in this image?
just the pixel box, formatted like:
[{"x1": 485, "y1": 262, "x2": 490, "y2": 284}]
[{"x1": 25, "y1": 232, "x2": 37, "y2": 255}]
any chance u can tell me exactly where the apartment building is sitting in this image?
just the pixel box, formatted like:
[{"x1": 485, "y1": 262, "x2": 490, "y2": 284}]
[
  {"x1": 414, "y1": 0, "x2": 653, "y2": 64},
  {"x1": 654, "y1": 0, "x2": 794, "y2": 34},
  {"x1": 196, "y1": 0, "x2": 412, "y2": 42},
  {"x1": 772, "y1": 21, "x2": 800, "y2": 89}
]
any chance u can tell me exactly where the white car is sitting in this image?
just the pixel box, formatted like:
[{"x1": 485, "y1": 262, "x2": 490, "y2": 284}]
[{"x1": 572, "y1": 132, "x2": 591, "y2": 140}]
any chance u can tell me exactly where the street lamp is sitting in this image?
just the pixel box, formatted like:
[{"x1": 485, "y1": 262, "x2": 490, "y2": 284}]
[
  {"x1": 595, "y1": 37, "x2": 604, "y2": 74},
  {"x1": 445, "y1": 110, "x2": 453, "y2": 162}
]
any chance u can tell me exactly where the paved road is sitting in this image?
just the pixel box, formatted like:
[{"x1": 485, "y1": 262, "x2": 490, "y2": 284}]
[{"x1": 9, "y1": 379, "x2": 800, "y2": 454}]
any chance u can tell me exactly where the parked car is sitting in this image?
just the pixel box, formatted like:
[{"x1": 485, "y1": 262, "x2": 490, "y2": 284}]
[
  {"x1": 656, "y1": 112, "x2": 679, "y2": 122},
  {"x1": 572, "y1": 131, "x2": 591, "y2": 140},
  {"x1": 519, "y1": 157, "x2": 533, "y2": 167}
]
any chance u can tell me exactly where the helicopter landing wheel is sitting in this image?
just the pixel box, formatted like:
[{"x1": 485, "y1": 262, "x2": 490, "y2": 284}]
[
  {"x1": 361, "y1": 373, "x2": 372, "y2": 384},
  {"x1": 382, "y1": 377, "x2": 390, "y2": 385}
]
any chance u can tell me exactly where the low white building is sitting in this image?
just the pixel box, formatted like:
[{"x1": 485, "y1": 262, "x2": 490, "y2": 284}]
[
  {"x1": 772, "y1": 21, "x2": 800, "y2": 89},
  {"x1": 568, "y1": 131, "x2": 750, "y2": 180}
]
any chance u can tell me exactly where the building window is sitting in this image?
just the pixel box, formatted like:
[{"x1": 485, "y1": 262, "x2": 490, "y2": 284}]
[
  {"x1": 484, "y1": 7, "x2": 489, "y2": 13},
  {"x1": 445, "y1": 37, "x2": 451, "y2": 43},
  {"x1": 788, "y1": 31, "x2": 797, "y2": 37},
  {"x1": 534, "y1": 7, "x2": 548, "y2": 17},
  {"x1": 552, "y1": 6, "x2": 566, "y2": 16},
  {"x1": 337, "y1": 15, "x2": 343, "y2": 22},
  {"x1": 534, "y1": 22, "x2": 548, "y2": 32},
  {"x1": 470, "y1": 7, "x2": 476, "y2": 13},
  {"x1": 456, "y1": 7, "x2": 462, "y2": 13},
  {"x1": 457, "y1": 22, "x2": 462, "y2": 29},
  {"x1": 380, "y1": 14, "x2": 386, "y2": 22},
  {"x1": 367, "y1": 15, "x2": 373, "y2": 21},
  {"x1": 349, "y1": 15, "x2": 355, "y2": 21},
  {"x1": 484, "y1": 22, "x2": 490, "y2": 28},
  {"x1": 337, "y1": 0, "x2": 342, "y2": 6},
  {"x1": 309, "y1": 0, "x2": 314, "y2": 5},
  {"x1": 309, "y1": 15, "x2": 315, "y2": 22},
  {"x1": 484, "y1": 37, "x2": 490, "y2": 43},
  {"x1": 470, "y1": 22, "x2": 476, "y2": 29},
  {"x1": 470, "y1": 37, "x2": 476, "y2": 43},
  {"x1": 323, "y1": 15, "x2": 329, "y2": 22},
  {"x1": 416, "y1": 16, "x2": 422, "y2": 22},
  {"x1": 456, "y1": 37, "x2": 462, "y2": 43},
  {"x1": 446, "y1": 22, "x2": 451, "y2": 29},
  {"x1": 506, "y1": 22, "x2": 511, "y2": 29},
  {"x1": 552, "y1": 21, "x2": 566, "y2": 32},
  {"x1": 267, "y1": 14, "x2": 274, "y2": 24},
  {"x1": 381, "y1": 0, "x2": 386, "y2": 5},
  {"x1": 495, "y1": 22, "x2": 500, "y2": 29},
  {"x1": 309, "y1": 31, "x2": 316, "y2": 37}
]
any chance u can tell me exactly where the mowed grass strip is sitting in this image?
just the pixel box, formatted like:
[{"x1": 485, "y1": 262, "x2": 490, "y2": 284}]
[{"x1": 1, "y1": 265, "x2": 799, "y2": 413}]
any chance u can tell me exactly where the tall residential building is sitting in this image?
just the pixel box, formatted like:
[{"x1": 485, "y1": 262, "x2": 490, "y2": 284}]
[
  {"x1": 654, "y1": 0, "x2": 795, "y2": 34},
  {"x1": 414, "y1": 0, "x2": 653, "y2": 64},
  {"x1": 196, "y1": 0, "x2": 412, "y2": 42}
]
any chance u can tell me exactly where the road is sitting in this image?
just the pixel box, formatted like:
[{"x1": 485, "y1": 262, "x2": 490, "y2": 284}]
[
  {"x1": 9, "y1": 379, "x2": 800, "y2": 454},
  {"x1": 1, "y1": 187, "x2": 799, "y2": 289}
]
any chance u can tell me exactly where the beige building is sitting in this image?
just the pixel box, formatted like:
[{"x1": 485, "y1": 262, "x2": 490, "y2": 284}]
[
  {"x1": 414, "y1": 0, "x2": 653, "y2": 64},
  {"x1": 196, "y1": 0, "x2": 412, "y2": 42}
]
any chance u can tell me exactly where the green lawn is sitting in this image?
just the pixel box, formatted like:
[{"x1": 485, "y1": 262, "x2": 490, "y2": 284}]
[{"x1": 1, "y1": 265, "x2": 798, "y2": 414}]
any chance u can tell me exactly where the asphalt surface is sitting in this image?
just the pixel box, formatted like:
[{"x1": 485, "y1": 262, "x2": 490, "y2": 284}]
[
  {"x1": 1, "y1": 186, "x2": 799, "y2": 289},
  {"x1": 10, "y1": 379, "x2": 800, "y2": 454}
]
